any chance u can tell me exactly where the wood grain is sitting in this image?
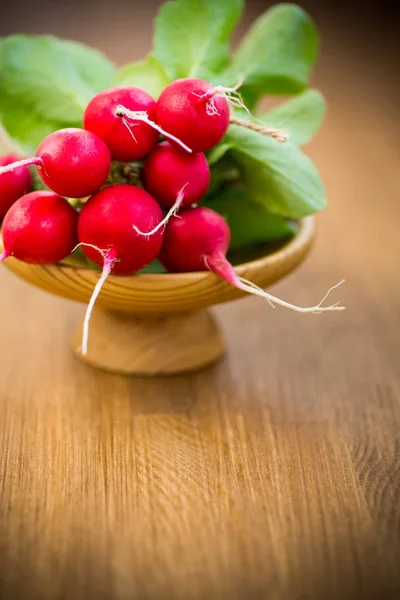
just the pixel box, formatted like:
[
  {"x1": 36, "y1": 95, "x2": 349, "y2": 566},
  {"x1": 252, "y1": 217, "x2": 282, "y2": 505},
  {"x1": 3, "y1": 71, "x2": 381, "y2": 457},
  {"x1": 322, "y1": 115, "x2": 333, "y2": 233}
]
[{"x1": 1, "y1": 7, "x2": 400, "y2": 600}]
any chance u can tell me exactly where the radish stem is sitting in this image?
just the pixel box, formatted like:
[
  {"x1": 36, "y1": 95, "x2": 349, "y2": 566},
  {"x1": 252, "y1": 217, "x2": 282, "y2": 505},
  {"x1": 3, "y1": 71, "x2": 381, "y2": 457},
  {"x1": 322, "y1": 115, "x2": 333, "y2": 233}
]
[{"x1": 229, "y1": 116, "x2": 288, "y2": 143}]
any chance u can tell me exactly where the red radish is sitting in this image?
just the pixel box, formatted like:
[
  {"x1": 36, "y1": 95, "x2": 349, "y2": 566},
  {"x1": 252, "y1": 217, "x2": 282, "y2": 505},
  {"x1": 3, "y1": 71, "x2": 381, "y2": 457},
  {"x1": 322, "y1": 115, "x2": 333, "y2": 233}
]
[
  {"x1": 77, "y1": 184, "x2": 164, "y2": 354},
  {"x1": 143, "y1": 142, "x2": 210, "y2": 208},
  {"x1": 0, "y1": 128, "x2": 111, "y2": 198},
  {"x1": 84, "y1": 86, "x2": 160, "y2": 161},
  {"x1": 0, "y1": 155, "x2": 32, "y2": 219},
  {"x1": 134, "y1": 141, "x2": 210, "y2": 237},
  {"x1": 160, "y1": 207, "x2": 345, "y2": 314},
  {"x1": 155, "y1": 79, "x2": 230, "y2": 153},
  {"x1": 78, "y1": 184, "x2": 164, "y2": 274},
  {"x1": 0, "y1": 191, "x2": 78, "y2": 264}
]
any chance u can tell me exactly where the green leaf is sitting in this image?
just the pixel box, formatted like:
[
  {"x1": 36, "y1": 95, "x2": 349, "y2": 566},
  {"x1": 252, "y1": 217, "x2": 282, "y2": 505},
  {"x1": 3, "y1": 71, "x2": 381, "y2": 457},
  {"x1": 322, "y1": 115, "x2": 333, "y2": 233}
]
[
  {"x1": 0, "y1": 35, "x2": 116, "y2": 124},
  {"x1": 137, "y1": 259, "x2": 168, "y2": 274},
  {"x1": 225, "y1": 124, "x2": 326, "y2": 218},
  {"x1": 223, "y1": 4, "x2": 318, "y2": 98},
  {"x1": 260, "y1": 89, "x2": 325, "y2": 146},
  {"x1": 0, "y1": 99, "x2": 66, "y2": 155},
  {"x1": 207, "y1": 142, "x2": 232, "y2": 166},
  {"x1": 208, "y1": 157, "x2": 240, "y2": 196},
  {"x1": 154, "y1": 0, "x2": 243, "y2": 80},
  {"x1": 202, "y1": 185, "x2": 295, "y2": 249},
  {"x1": 59, "y1": 39, "x2": 116, "y2": 93},
  {"x1": 0, "y1": 121, "x2": 25, "y2": 155},
  {"x1": 206, "y1": 144, "x2": 237, "y2": 197},
  {"x1": 115, "y1": 55, "x2": 170, "y2": 99}
]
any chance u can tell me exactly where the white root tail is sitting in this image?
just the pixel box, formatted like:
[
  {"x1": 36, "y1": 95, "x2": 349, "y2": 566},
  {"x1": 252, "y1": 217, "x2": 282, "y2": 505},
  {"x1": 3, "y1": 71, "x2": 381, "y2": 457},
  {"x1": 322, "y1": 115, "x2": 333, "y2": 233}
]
[
  {"x1": 116, "y1": 105, "x2": 193, "y2": 153},
  {"x1": 238, "y1": 276, "x2": 276, "y2": 309},
  {"x1": 133, "y1": 184, "x2": 188, "y2": 237},
  {"x1": 121, "y1": 117, "x2": 138, "y2": 143},
  {"x1": 71, "y1": 242, "x2": 115, "y2": 262},
  {"x1": 81, "y1": 251, "x2": 118, "y2": 355},
  {"x1": 235, "y1": 277, "x2": 346, "y2": 314},
  {"x1": 71, "y1": 243, "x2": 119, "y2": 355},
  {"x1": 206, "y1": 253, "x2": 345, "y2": 314}
]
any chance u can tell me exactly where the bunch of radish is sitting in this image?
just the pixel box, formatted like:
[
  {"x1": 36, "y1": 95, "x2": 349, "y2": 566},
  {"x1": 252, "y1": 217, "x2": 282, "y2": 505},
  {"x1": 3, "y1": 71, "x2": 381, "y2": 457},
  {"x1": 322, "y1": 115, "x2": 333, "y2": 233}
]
[{"x1": 0, "y1": 78, "x2": 344, "y2": 354}]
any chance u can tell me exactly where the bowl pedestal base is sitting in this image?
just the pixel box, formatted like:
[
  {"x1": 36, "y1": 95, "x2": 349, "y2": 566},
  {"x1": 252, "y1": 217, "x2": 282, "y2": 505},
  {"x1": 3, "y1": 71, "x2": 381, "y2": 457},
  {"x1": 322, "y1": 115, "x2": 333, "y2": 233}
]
[{"x1": 72, "y1": 308, "x2": 225, "y2": 376}]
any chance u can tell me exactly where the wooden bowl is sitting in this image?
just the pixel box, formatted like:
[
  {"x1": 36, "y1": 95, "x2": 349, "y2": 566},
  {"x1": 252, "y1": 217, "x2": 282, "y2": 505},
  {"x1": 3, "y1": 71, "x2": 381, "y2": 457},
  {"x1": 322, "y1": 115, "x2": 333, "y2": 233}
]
[{"x1": 2, "y1": 216, "x2": 315, "y2": 375}]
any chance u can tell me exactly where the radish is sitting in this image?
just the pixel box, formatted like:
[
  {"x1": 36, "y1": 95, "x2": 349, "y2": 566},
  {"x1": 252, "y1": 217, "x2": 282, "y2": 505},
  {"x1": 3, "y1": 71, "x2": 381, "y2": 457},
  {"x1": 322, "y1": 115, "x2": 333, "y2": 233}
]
[
  {"x1": 77, "y1": 183, "x2": 164, "y2": 354},
  {"x1": 0, "y1": 155, "x2": 32, "y2": 219},
  {"x1": 155, "y1": 78, "x2": 230, "y2": 153},
  {"x1": 134, "y1": 141, "x2": 210, "y2": 236},
  {"x1": 115, "y1": 78, "x2": 282, "y2": 155},
  {"x1": 84, "y1": 86, "x2": 160, "y2": 162},
  {"x1": 160, "y1": 207, "x2": 345, "y2": 314},
  {"x1": 0, "y1": 128, "x2": 111, "y2": 198},
  {"x1": 0, "y1": 191, "x2": 78, "y2": 264},
  {"x1": 144, "y1": 142, "x2": 210, "y2": 208}
]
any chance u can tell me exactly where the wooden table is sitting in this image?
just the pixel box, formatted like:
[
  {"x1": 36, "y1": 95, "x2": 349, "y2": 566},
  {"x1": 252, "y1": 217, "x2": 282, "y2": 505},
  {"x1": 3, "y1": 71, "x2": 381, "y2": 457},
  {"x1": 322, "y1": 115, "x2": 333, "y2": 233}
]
[{"x1": 1, "y1": 6, "x2": 400, "y2": 599}]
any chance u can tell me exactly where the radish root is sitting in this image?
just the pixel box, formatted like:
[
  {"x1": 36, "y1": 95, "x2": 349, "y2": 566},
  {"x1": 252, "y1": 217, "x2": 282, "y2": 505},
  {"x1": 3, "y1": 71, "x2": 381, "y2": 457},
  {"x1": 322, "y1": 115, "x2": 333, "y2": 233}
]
[
  {"x1": 115, "y1": 105, "x2": 193, "y2": 153},
  {"x1": 206, "y1": 253, "x2": 345, "y2": 314},
  {"x1": 193, "y1": 76, "x2": 249, "y2": 117},
  {"x1": 133, "y1": 184, "x2": 188, "y2": 237},
  {"x1": 71, "y1": 242, "x2": 116, "y2": 262},
  {"x1": 81, "y1": 249, "x2": 118, "y2": 355},
  {"x1": 235, "y1": 277, "x2": 345, "y2": 314},
  {"x1": 71, "y1": 242, "x2": 120, "y2": 356},
  {"x1": 238, "y1": 276, "x2": 276, "y2": 309},
  {"x1": 121, "y1": 116, "x2": 138, "y2": 143}
]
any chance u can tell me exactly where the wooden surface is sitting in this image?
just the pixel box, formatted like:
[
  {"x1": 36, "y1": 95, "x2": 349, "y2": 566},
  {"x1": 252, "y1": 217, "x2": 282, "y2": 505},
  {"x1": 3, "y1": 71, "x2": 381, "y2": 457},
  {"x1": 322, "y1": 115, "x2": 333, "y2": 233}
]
[{"x1": 1, "y1": 7, "x2": 400, "y2": 600}]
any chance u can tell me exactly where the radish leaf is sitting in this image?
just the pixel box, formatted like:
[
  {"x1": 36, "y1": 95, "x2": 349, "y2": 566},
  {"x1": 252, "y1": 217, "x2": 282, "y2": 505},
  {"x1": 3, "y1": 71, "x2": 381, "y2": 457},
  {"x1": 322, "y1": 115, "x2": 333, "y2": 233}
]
[
  {"x1": 260, "y1": 89, "x2": 326, "y2": 146},
  {"x1": 202, "y1": 185, "x2": 295, "y2": 249},
  {"x1": 223, "y1": 4, "x2": 318, "y2": 102},
  {"x1": 0, "y1": 98, "x2": 67, "y2": 155},
  {"x1": 0, "y1": 35, "x2": 116, "y2": 142},
  {"x1": 154, "y1": 0, "x2": 243, "y2": 80},
  {"x1": 115, "y1": 55, "x2": 170, "y2": 99},
  {"x1": 226, "y1": 124, "x2": 326, "y2": 218}
]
